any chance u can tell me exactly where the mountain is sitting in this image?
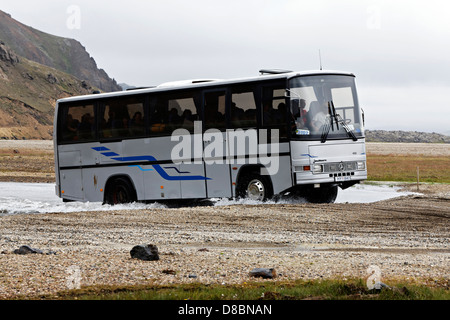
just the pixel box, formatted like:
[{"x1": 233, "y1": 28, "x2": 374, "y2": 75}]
[
  {"x1": 0, "y1": 41, "x2": 96, "y2": 140},
  {"x1": 365, "y1": 130, "x2": 450, "y2": 144},
  {"x1": 0, "y1": 10, "x2": 121, "y2": 92}
]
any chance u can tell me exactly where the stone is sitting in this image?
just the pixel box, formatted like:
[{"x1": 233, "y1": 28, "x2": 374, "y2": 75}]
[
  {"x1": 47, "y1": 73, "x2": 57, "y2": 84},
  {"x1": 0, "y1": 41, "x2": 20, "y2": 65},
  {"x1": 13, "y1": 245, "x2": 43, "y2": 255},
  {"x1": 249, "y1": 268, "x2": 277, "y2": 279},
  {"x1": 130, "y1": 244, "x2": 159, "y2": 261},
  {"x1": 162, "y1": 269, "x2": 176, "y2": 275}
]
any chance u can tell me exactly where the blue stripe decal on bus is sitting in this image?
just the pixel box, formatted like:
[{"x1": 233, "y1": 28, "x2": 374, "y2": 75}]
[
  {"x1": 164, "y1": 167, "x2": 191, "y2": 174},
  {"x1": 301, "y1": 154, "x2": 318, "y2": 158},
  {"x1": 91, "y1": 148, "x2": 210, "y2": 181},
  {"x1": 128, "y1": 165, "x2": 154, "y2": 172},
  {"x1": 102, "y1": 152, "x2": 119, "y2": 157},
  {"x1": 111, "y1": 156, "x2": 211, "y2": 181}
]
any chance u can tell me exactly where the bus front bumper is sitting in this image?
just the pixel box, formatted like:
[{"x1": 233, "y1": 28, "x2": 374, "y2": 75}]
[{"x1": 294, "y1": 170, "x2": 367, "y2": 186}]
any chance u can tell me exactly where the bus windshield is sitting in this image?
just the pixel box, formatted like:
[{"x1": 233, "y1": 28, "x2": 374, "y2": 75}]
[{"x1": 288, "y1": 75, "x2": 364, "y2": 141}]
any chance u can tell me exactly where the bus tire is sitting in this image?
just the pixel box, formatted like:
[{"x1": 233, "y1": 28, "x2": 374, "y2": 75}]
[
  {"x1": 237, "y1": 172, "x2": 273, "y2": 202},
  {"x1": 304, "y1": 185, "x2": 338, "y2": 204},
  {"x1": 105, "y1": 177, "x2": 137, "y2": 205}
]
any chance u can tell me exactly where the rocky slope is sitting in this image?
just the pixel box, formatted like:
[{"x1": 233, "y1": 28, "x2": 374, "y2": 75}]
[
  {"x1": 0, "y1": 10, "x2": 121, "y2": 93},
  {"x1": 365, "y1": 130, "x2": 450, "y2": 144},
  {"x1": 0, "y1": 42, "x2": 96, "y2": 140}
]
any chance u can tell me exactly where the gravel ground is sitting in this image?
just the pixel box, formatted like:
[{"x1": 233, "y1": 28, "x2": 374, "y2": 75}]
[
  {"x1": 0, "y1": 141, "x2": 449, "y2": 299},
  {"x1": 0, "y1": 140, "x2": 54, "y2": 151},
  {"x1": 0, "y1": 195, "x2": 448, "y2": 299}
]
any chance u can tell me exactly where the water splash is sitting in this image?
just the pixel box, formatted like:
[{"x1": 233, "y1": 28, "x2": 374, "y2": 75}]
[{"x1": 0, "y1": 182, "x2": 415, "y2": 216}]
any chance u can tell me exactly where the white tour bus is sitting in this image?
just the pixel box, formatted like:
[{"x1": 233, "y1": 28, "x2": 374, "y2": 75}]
[{"x1": 53, "y1": 69, "x2": 367, "y2": 205}]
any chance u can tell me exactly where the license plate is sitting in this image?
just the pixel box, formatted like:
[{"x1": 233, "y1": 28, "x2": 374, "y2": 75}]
[{"x1": 335, "y1": 176, "x2": 351, "y2": 182}]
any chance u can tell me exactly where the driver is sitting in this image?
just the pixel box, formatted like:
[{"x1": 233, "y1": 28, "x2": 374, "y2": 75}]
[{"x1": 310, "y1": 101, "x2": 328, "y2": 132}]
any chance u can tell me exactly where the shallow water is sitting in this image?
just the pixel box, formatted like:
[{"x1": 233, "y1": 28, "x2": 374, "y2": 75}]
[{"x1": 0, "y1": 182, "x2": 414, "y2": 215}]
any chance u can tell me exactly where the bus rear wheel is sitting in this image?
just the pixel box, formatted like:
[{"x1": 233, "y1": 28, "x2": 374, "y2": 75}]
[{"x1": 105, "y1": 177, "x2": 137, "y2": 205}]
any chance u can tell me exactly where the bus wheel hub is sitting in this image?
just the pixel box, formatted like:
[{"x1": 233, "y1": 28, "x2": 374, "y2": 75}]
[{"x1": 247, "y1": 180, "x2": 265, "y2": 200}]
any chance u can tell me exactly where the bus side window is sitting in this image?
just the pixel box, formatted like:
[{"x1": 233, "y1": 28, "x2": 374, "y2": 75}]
[
  {"x1": 204, "y1": 91, "x2": 226, "y2": 131},
  {"x1": 128, "y1": 100, "x2": 145, "y2": 137},
  {"x1": 150, "y1": 99, "x2": 168, "y2": 135},
  {"x1": 176, "y1": 96, "x2": 200, "y2": 133},
  {"x1": 230, "y1": 87, "x2": 257, "y2": 128},
  {"x1": 60, "y1": 104, "x2": 95, "y2": 143},
  {"x1": 151, "y1": 92, "x2": 200, "y2": 135},
  {"x1": 102, "y1": 102, "x2": 129, "y2": 138},
  {"x1": 101, "y1": 97, "x2": 145, "y2": 139},
  {"x1": 62, "y1": 112, "x2": 79, "y2": 142},
  {"x1": 262, "y1": 87, "x2": 288, "y2": 139}
]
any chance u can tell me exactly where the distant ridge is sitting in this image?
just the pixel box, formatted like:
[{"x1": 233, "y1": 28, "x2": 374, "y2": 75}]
[
  {"x1": 366, "y1": 130, "x2": 450, "y2": 144},
  {"x1": 0, "y1": 10, "x2": 121, "y2": 92}
]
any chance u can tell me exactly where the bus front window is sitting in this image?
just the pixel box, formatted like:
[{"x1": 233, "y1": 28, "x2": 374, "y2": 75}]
[{"x1": 288, "y1": 75, "x2": 364, "y2": 140}]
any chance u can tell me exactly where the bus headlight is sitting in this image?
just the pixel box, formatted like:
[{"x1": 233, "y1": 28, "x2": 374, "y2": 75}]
[
  {"x1": 357, "y1": 161, "x2": 366, "y2": 170},
  {"x1": 313, "y1": 164, "x2": 323, "y2": 173}
]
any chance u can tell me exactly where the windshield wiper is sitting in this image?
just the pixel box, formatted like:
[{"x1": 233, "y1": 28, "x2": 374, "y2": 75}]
[{"x1": 321, "y1": 101, "x2": 358, "y2": 143}]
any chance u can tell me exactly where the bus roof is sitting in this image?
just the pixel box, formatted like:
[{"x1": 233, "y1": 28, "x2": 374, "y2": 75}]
[{"x1": 57, "y1": 69, "x2": 355, "y2": 104}]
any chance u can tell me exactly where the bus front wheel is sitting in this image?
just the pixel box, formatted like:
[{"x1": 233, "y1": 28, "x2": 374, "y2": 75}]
[
  {"x1": 304, "y1": 185, "x2": 338, "y2": 204},
  {"x1": 237, "y1": 173, "x2": 273, "y2": 202},
  {"x1": 105, "y1": 177, "x2": 137, "y2": 205}
]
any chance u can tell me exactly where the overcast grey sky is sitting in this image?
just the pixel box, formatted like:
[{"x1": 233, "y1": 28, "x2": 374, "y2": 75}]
[{"x1": 1, "y1": 0, "x2": 449, "y2": 133}]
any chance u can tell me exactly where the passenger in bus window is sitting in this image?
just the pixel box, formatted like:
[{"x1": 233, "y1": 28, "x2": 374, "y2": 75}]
[
  {"x1": 291, "y1": 99, "x2": 306, "y2": 130},
  {"x1": 231, "y1": 103, "x2": 244, "y2": 127},
  {"x1": 119, "y1": 116, "x2": 130, "y2": 137},
  {"x1": 168, "y1": 108, "x2": 181, "y2": 123},
  {"x1": 274, "y1": 102, "x2": 289, "y2": 138},
  {"x1": 181, "y1": 109, "x2": 195, "y2": 130},
  {"x1": 78, "y1": 113, "x2": 94, "y2": 140},
  {"x1": 167, "y1": 108, "x2": 182, "y2": 133},
  {"x1": 130, "y1": 111, "x2": 145, "y2": 136},
  {"x1": 297, "y1": 99, "x2": 308, "y2": 128},
  {"x1": 263, "y1": 102, "x2": 275, "y2": 125},
  {"x1": 106, "y1": 110, "x2": 120, "y2": 129},
  {"x1": 274, "y1": 103, "x2": 286, "y2": 123},
  {"x1": 64, "y1": 114, "x2": 78, "y2": 141}
]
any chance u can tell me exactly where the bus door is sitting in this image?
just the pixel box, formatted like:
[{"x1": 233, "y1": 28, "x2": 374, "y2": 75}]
[
  {"x1": 203, "y1": 90, "x2": 232, "y2": 198},
  {"x1": 179, "y1": 139, "x2": 207, "y2": 199},
  {"x1": 59, "y1": 150, "x2": 84, "y2": 200}
]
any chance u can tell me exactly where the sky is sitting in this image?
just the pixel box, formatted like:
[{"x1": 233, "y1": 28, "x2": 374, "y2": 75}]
[{"x1": 1, "y1": 0, "x2": 449, "y2": 133}]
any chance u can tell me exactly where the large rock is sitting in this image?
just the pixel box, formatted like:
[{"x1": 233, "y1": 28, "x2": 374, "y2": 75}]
[
  {"x1": 130, "y1": 244, "x2": 160, "y2": 261},
  {"x1": 0, "y1": 41, "x2": 19, "y2": 65},
  {"x1": 249, "y1": 268, "x2": 277, "y2": 279},
  {"x1": 13, "y1": 245, "x2": 43, "y2": 255}
]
